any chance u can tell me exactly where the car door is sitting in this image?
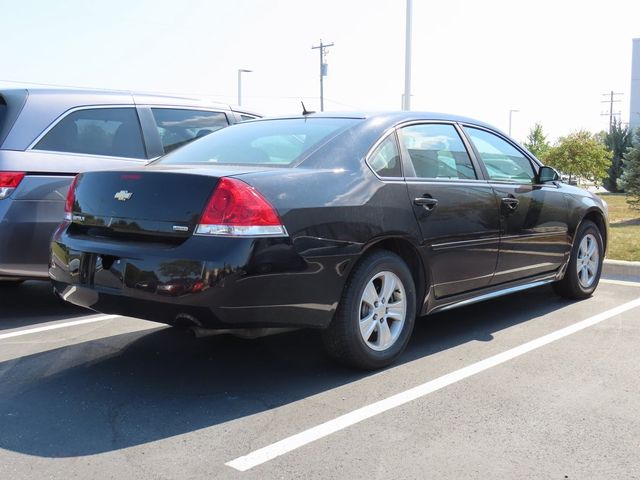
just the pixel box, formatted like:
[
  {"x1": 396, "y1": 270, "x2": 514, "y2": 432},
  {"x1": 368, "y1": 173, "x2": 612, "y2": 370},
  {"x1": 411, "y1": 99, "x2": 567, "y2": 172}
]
[
  {"x1": 398, "y1": 122, "x2": 501, "y2": 298},
  {"x1": 462, "y1": 126, "x2": 570, "y2": 285}
]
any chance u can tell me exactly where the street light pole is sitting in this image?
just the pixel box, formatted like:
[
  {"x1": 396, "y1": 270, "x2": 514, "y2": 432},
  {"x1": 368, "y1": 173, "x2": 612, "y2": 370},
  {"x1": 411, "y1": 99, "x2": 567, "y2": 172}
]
[
  {"x1": 237, "y1": 69, "x2": 252, "y2": 106},
  {"x1": 403, "y1": 0, "x2": 413, "y2": 111},
  {"x1": 508, "y1": 109, "x2": 519, "y2": 136}
]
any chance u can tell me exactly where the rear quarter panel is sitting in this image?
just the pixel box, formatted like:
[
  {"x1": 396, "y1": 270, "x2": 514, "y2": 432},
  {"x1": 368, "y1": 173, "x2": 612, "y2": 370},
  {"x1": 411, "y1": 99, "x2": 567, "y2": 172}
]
[{"x1": 235, "y1": 165, "x2": 423, "y2": 317}]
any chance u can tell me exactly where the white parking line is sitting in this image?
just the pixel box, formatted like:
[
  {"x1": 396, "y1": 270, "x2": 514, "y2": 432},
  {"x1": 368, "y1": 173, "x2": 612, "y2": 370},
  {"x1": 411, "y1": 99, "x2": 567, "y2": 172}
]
[
  {"x1": 601, "y1": 278, "x2": 640, "y2": 287},
  {"x1": 0, "y1": 315, "x2": 119, "y2": 341},
  {"x1": 226, "y1": 297, "x2": 640, "y2": 472}
]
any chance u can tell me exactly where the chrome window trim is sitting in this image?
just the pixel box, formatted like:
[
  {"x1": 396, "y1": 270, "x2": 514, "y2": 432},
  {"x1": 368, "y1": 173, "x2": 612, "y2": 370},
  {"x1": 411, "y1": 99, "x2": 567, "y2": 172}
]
[{"x1": 403, "y1": 178, "x2": 491, "y2": 186}]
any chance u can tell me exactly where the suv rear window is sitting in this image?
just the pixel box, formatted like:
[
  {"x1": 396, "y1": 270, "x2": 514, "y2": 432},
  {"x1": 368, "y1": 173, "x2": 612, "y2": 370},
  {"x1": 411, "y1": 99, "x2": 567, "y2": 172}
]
[
  {"x1": 156, "y1": 117, "x2": 361, "y2": 166},
  {"x1": 151, "y1": 108, "x2": 229, "y2": 154},
  {"x1": 34, "y1": 107, "x2": 146, "y2": 159}
]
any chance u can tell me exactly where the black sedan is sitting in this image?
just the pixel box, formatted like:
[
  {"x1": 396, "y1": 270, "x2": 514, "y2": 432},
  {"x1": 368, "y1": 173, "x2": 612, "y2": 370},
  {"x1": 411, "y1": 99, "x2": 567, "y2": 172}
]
[{"x1": 49, "y1": 112, "x2": 608, "y2": 369}]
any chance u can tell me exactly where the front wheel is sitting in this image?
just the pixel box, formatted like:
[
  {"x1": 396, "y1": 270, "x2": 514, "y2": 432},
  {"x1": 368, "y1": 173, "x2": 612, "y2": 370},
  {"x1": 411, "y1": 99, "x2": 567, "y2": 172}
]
[
  {"x1": 553, "y1": 220, "x2": 603, "y2": 299},
  {"x1": 322, "y1": 251, "x2": 416, "y2": 370}
]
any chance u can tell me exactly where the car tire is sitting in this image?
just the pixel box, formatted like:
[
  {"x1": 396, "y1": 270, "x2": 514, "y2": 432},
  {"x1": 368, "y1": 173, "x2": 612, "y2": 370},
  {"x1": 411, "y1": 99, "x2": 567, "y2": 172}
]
[
  {"x1": 322, "y1": 250, "x2": 416, "y2": 370},
  {"x1": 0, "y1": 280, "x2": 24, "y2": 287},
  {"x1": 553, "y1": 220, "x2": 603, "y2": 299}
]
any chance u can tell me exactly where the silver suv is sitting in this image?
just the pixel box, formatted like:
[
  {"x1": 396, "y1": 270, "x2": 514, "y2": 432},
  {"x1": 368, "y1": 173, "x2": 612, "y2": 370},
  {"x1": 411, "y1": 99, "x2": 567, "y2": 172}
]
[{"x1": 0, "y1": 88, "x2": 260, "y2": 284}]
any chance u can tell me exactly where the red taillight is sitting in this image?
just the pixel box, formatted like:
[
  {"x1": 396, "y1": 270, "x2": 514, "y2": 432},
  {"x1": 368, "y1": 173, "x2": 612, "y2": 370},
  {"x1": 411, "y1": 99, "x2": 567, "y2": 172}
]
[
  {"x1": 196, "y1": 178, "x2": 287, "y2": 237},
  {"x1": 64, "y1": 175, "x2": 79, "y2": 220},
  {"x1": 0, "y1": 171, "x2": 25, "y2": 200}
]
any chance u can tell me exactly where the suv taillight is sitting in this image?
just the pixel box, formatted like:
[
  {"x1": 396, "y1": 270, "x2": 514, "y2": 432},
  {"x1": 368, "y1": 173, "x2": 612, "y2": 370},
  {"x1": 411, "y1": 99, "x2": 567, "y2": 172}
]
[
  {"x1": 64, "y1": 175, "x2": 79, "y2": 221},
  {"x1": 196, "y1": 177, "x2": 287, "y2": 237},
  {"x1": 0, "y1": 172, "x2": 25, "y2": 200}
]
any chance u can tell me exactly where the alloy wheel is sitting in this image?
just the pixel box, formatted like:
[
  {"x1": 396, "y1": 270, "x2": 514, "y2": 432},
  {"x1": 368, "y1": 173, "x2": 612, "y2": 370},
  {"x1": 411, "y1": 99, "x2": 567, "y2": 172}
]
[
  {"x1": 358, "y1": 271, "x2": 407, "y2": 351},
  {"x1": 576, "y1": 233, "x2": 599, "y2": 289}
]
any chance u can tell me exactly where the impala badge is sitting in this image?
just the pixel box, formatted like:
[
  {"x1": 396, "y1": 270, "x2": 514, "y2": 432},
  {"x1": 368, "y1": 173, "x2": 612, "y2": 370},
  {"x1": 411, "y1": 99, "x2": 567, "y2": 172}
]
[{"x1": 114, "y1": 190, "x2": 133, "y2": 201}]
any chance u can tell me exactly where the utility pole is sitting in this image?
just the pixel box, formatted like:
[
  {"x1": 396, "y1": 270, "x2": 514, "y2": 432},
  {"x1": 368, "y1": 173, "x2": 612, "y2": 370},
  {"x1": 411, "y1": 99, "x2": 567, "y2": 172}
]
[
  {"x1": 508, "y1": 109, "x2": 519, "y2": 136},
  {"x1": 601, "y1": 91, "x2": 623, "y2": 132},
  {"x1": 237, "y1": 69, "x2": 252, "y2": 106},
  {"x1": 311, "y1": 40, "x2": 334, "y2": 112},
  {"x1": 403, "y1": 0, "x2": 413, "y2": 110}
]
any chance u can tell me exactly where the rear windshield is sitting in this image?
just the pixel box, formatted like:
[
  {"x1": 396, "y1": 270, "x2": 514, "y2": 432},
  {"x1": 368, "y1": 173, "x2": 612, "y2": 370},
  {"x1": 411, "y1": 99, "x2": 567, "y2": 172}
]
[{"x1": 155, "y1": 117, "x2": 361, "y2": 167}]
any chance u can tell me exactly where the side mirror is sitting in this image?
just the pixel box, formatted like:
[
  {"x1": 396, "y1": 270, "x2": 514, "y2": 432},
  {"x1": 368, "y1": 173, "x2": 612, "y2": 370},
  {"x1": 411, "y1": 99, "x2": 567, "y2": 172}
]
[{"x1": 538, "y1": 166, "x2": 559, "y2": 183}]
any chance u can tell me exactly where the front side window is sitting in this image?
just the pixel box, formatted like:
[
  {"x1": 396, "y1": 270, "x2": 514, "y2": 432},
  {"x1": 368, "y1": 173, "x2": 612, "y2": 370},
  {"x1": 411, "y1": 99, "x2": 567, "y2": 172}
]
[
  {"x1": 156, "y1": 117, "x2": 361, "y2": 167},
  {"x1": 151, "y1": 108, "x2": 229, "y2": 153},
  {"x1": 465, "y1": 127, "x2": 535, "y2": 183},
  {"x1": 367, "y1": 134, "x2": 402, "y2": 177},
  {"x1": 35, "y1": 108, "x2": 145, "y2": 158},
  {"x1": 398, "y1": 123, "x2": 476, "y2": 179}
]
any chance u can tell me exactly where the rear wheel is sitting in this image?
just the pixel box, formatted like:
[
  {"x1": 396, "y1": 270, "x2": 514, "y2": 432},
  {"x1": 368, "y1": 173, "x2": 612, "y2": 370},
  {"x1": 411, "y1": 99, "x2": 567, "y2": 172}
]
[
  {"x1": 322, "y1": 251, "x2": 416, "y2": 369},
  {"x1": 553, "y1": 220, "x2": 603, "y2": 299}
]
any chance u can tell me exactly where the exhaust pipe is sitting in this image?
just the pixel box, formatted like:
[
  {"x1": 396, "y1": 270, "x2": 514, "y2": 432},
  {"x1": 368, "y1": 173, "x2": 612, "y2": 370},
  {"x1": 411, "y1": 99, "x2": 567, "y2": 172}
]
[
  {"x1": 174, "y1": 313, "x2": 298, "y2": 339},
  {"x1": 188, "y1": 326, "x2": 299, "y2": 339}
]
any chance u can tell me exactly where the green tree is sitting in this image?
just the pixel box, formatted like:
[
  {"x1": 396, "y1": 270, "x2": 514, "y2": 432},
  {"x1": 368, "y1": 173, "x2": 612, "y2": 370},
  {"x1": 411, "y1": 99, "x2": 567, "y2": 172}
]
[
  {"x1": 523, "y1": 122, "x2": 550, "y2": 159},
  {"x1": 544, "y1": 130, "x2": 611, "y2": 186},
  {"x1": 619, "y1": 128, "x2": 640, "y2": 209},
  {"x1": 602, "y1": 118, "x2": 631, "y2": 192}
]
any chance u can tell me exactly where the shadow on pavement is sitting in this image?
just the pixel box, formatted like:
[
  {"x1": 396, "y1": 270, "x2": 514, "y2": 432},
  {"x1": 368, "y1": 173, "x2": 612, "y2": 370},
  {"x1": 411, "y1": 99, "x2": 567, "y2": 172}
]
[
  {"x1": 0, "y1": 281, "x2": 90, "y2": 330},
  {"x1": 0, "y1": 285, "x2": 574, "y2": 458}
]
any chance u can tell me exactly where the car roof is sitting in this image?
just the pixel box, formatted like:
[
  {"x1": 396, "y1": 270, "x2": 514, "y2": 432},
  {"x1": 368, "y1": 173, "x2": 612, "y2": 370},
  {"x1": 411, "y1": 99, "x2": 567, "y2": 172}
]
[
  {"x1": 255, "y1": 110, "x2": 498, "y2": 132},
  {"x1": 0, "y1": 86, "x2": 260, "y2": 150},
  {"x1": 0, "y1": 86, "x2": 234, "y2": 109}
]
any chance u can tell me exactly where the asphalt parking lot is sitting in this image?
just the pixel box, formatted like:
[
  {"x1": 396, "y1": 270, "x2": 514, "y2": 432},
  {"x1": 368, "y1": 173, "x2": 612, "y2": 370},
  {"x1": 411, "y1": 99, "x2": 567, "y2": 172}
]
[{"x1": 1, "y1": 278, "x2": 639, "y2": 479}]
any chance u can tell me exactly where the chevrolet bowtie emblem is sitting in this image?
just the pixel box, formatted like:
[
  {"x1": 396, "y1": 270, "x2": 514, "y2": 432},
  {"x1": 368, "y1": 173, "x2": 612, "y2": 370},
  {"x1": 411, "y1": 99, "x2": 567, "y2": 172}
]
[{"x1": 114, "y1": 190, "x2": 133, "y2": 201}]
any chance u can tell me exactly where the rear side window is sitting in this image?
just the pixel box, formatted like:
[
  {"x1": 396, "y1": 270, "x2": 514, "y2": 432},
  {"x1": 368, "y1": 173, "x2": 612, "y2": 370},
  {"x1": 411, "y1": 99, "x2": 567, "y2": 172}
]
[
  {"x1": 398, "y1": 124, "x2": 476, "y2": 179},
  {"x1": 151, "y1": 108, "x2": 229, "y2": 154},
  {"x1": 35, "y1": 108, "x2": 145, "y2": 159},
  {"x1": 367, "y1": 134, "x2": 402, "y2": 177},
  {"x1": 464, "y1": 127, "x2": 535, "y2": 183}
]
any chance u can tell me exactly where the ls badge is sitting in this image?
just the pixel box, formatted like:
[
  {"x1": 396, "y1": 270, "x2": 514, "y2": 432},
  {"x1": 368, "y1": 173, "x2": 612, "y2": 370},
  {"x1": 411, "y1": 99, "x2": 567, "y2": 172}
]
[{"x1": 114, "y1": 190, "x2": 133, "y2": 201}]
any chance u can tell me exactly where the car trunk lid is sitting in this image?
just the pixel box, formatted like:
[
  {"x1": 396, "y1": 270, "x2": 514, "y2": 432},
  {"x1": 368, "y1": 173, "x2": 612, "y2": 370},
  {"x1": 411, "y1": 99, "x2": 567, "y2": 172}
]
[{"x1": 69, "y1": 170, "x2": 222, "y2": 241}]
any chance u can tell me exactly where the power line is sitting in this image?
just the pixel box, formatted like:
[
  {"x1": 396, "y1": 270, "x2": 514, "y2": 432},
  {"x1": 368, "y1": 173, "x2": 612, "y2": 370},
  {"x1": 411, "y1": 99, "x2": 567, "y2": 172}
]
[{"x1": 311, "y1": 39, "x2": 334, "y2": 112}]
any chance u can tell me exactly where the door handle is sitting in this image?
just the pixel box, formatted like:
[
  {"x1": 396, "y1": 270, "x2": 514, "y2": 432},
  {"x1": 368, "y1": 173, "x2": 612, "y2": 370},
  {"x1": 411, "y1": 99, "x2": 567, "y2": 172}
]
[
  {"x1": 501, "y1": 196, "x2": 519, "y2": 211},
  {"x1": 414, "y1": 197, "x2": 438, "y2": 210}
]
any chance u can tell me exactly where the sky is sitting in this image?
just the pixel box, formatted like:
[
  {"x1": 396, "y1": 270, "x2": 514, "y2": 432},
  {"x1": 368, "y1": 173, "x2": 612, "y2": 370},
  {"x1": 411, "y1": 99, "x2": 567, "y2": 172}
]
[{"x1": 1, "y1": 0, "x2": 639, "y2": 143}]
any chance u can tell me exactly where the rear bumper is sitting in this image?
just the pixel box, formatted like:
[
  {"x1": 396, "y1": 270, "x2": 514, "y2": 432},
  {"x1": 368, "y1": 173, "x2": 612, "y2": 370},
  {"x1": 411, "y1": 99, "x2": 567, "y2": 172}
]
[
  {"x1": 50, "y1": 228, "x2": 354, "y2": 329},
  {"x1": 0, "y1": 197, "x2": 62, "y2": 280}
]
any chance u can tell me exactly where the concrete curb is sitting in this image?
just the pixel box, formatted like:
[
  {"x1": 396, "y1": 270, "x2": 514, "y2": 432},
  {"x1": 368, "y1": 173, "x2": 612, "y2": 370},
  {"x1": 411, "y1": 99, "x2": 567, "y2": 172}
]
[{"x1": 603, "y1": 259, "x2": 640, "y2": 280}]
